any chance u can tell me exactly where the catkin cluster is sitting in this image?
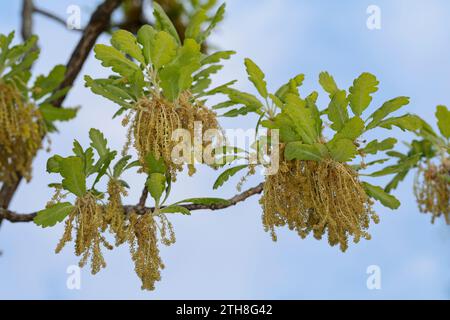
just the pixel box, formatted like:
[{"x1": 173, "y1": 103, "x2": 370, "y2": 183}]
[
  {"x1": 261, "y1": 159, "x2": 378, "y2": 252},
  {"x1": 0, "y1": 82, "x2": 44, "y2": 185},
  {"x1": 130, "y1": 92, "x2": 220, "y2": 180},
  {"x1": 55, "y1": 183, "x2": 176, "y2": 290},
  {"x1": 56, "y1": 192, "x2": 113, "y2": 275},
  {"x1": 414, "y1": 158, "x2": 450, "y2": 224}
]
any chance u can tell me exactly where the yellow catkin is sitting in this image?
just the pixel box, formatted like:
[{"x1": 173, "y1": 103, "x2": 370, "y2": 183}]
[
  {"x1": 55, "y1": 193, "x2": 113, "y2": 275},
  {"x1": 414, "y1": 158, "x2": 450, "y2": 224},
  {"x1": 0, "y1": 82, "x2": 44, "y2": 184},
  {"x1": 104, "y1": 179, "x2": 129, "y2": 246},
  {"x1": 131, "y1": 93, "x2": 220, "y2": 180},
  {"x1": 261, "y1": 159, "x2": 378, "y2": 252}
]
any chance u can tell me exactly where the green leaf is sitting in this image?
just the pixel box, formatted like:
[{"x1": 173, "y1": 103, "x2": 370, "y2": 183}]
[
  {"x1": 367, "y1": 154, "x2": 420, "y2": 177},
  {"x1": 160, "y1": 205, "x2": 191, "y2": 215},
  {"x1": 159, "y1": 39, "x2": 202, "y2": 101},
  {"x1": 275, "y1": 74, "x2": 304, "y2": 102},
  {"x1": 84, "y1": 76, "x2": 133, "y2": 109},
  {"x1": 145, "y1": 152, "x2": 166, "y2": 174},
  {"x1": 385, "y1": 170, "x2": 409, "y2": 192},
  {"x1": 111, "y1": 30, "x2": 145, "y2": 65},
  {"x1": 201, "y1": 50, "x2": 235, "y2": 65},
  {"x1": 213, "y1": 164, "x2": 248, "y2": 190},
  {"x1": 326, "y1": 138, "x2": 357, "y2": 162},
  {"x1": 46, "y1": 155, "x2": 64, "y2": 173},
  {"x1": 151, "y1": 31, "x2": 178, "y2": 70},
  {"x1": 194, "y1": 64, "x2": 223, "y2": 80},
  {"x1": 436, "y1": 105, "x2": 450, "y2": 138},
  {"x1": 366, "y1": 97, "x2": 410, "y2": 130},
  {"x1": 60, "y1": 157, "x2": 86, "y2": 197},
  {"x1": 113, "y1": 155, "x2": 132, "y2": 178},
  {"x1": 377, "y1": 114, "x2": 423, "y2": 131},
  {"x1": 32, "y1": 65, "x2": 66, "y2": 100},
  {"x1": 319, "y1": 71, "x2": 339, "y2": 97},
  {"x1": 89, "y1": 128, "x2": 109, "y2": 157},
  {"x1": 34, "y1": 202, "x2": 74, "y2": 228},
  {"x1": 244, "y1": 58, "x2": 268, "y2": 99},
  {"x1": 285, "y1": 142, "x2": 328, "y2": 161},
  {"x1": 39, "y1": 104, "x2": 78, "y2": 122},
  {"x1": 146, "y1": 173, "x2": 166, "y2": 204},
  {"x1": 185, "y1": 9, "x2": 208, "y2": 41},
  {"x1": 175, "y1": 197, "x2": 230, "y2": 206},
  {"x1": 137, "y1": 25, "x2": 157, "y2": 65},
  {"x1": 93, "y1": 44, "x2": 140, "y2": 78},
  {"x1": 283, "y1": 97, "x2": 318, "y2": 144},
  {"x1": 362, "y1": 182, "x2": 400, "y2": 209},
  {"x1": 348, "y1": 72, "x2": 379, "y2": 116},
  {"x1": 198, "y1": 3, "x2": 226, "y2": 43},
  {"x1": 334, "y1": 116, "x2": 365, "y2": 141},
  {"x1": 327, "y1": 90, "x2": 349, "y2": 131},
  {"x1": 221, "y1": 88, "x2": 263, "y2": 109},
  {"x1": 92, "y1": 151, "x2": 117, "y2": 187},
  {"x1": 153, "y1": 2, "x2": 181, "y2": 45},
  {"x1": 362, "y1": 138, "x2": 397, "y2": 155}
]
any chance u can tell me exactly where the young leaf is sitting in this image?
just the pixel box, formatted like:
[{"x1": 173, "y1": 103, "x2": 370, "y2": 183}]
[
  {"x1": 111, "y1": 30, "x2": 145, "y2": 65},
  {"x1": 319, "y1": 71, "x2": 339, "y2": 97},
  {"x1": 334, "y1": 116, "x2": 365, "y2": 141},
  {"x1": 159, "y1": 39, "x2": 202, "y2": 101},
  {"x1": 160, "y1": 205, "x2": 191, "y2": 215},
  {"x1": 93, "y1": 44, "x2": 140, "y2": 78},
  {"x1": 213, "y1": 164, "x2": 248, "y2": 190},
  {"x1": 34, "y1": 202, "x2": 74, "y2": 228},
  {"x1": 39, "y1": 104, "x2": 78, "y2": 122},
  {"x1": 89, "y1": 128, "x2": 109, "y2": 157},
  {"x1": 151, "y1": 31, "x2": 178, "y2": 70},
  {"x1": 348, "y1": 72, "x2": 379, "y2": 116},
  {"x1": 275, "y1": 74, "x2": 304, "y2": 102},
  {"x1": 201, "y1": 50, "x2": 235, "y2": 65},
  {"x1": 185, "y1": 9, "x2": 208, "y2": 41},
  {"x1": 326, "y1": 138, "x2": 357, "y2": 162},
  {"x1": 366, "y1": 97, "x2": 410, "y2": 130},
  {"x1": 362, "y1": 138, "x2": 397, "y2": 155},
  {"x1": 113, "y1": 155, "x2": 132, "y2": 178},
  {"x1": 327, "y1": 90, "x2": 349, "y2": 131},
  {"x1": 47, "y1": 155, "x2": 64, "y2": 173},
  {"x1": 175, "y1": 198, "x2": 230, "y2": 206},
  {"x1": 32, "y1": 65, "x2": 66, "y2": 100},
  {"x1": 435, "y1": 105, "x2": 450, "y2": 138},
  {"x1": 153, "y1": 2, "x2": 181, "y2": 45},
  {"x1": 146, "y1": 173, "x2": 166, "y2": 204},
  {"x1": 285, "y1": 142, "x2": 328, "y2": 161},
  {"x1": 84, "y1": 76, "x2": 133, "y2": 109},
  {"x1": 197, "y1": 3, "x2": 226, "y2": 43},
  {"x1": 137, "y1": 25, "x2": 157, "y2": 64},
  {"x1": 244, "y1": 58, "x2": 268, "y2": 99},
  {"x1": 362, "y1": 182, "x2": 400, "y2": 209},
  {"x1": 145, "y1": 153, "x2": 166, "y2": 174},
  {"x1": 385, "y1": 170, "x2": 409, "y2": 192},
  {"x1": 60, "y1": 157, "x2": 86, "y2": 197},
  {"x1": 377, "y1": 114, "x2": 423, "y2": 131}
]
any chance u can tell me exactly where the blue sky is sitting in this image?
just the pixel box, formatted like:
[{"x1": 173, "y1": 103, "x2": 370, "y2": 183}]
[{"x1": 1, "y1": 0, "x2": 450, "y2": 299}]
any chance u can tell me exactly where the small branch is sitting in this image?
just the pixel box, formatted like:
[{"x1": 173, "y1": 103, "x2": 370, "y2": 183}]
[
  {"x1": 137, "y1": 187, "x2": 148, "y2": 210},
  {"x1": 21, "y1": 0, "x2": 34, "y2": 40},
  {"x1": 33, "y1": 6, "x2": 84, "y2": 32},
  {"x1": 0, "y1": 183, "x2": 264, "y2": 223}
]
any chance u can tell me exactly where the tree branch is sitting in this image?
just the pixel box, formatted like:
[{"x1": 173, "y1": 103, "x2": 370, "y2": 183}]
[
  {"x1": 0, "y1": 0, "x2": 123, "y2": 212},
  {"x1": 33, "y1": 6, "x2": 84, "y2": 32},
  {"x1": 21, "y1": 0, "x2": 34, "y2": 40},
  {"x1": 0, "y1": 183, "x2": 264, "y2": 223}
]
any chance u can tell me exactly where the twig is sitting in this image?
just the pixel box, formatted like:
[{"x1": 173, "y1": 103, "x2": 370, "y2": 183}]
[
  {"x1": 0, "y1": 183, "x2": 264, "y2": 223},
  {"x1": 21, "y1": 0, "x2": 34, "y2": 40},
  {"x1": 33, "y1": 6, "x2": 84, "y2": 32}
]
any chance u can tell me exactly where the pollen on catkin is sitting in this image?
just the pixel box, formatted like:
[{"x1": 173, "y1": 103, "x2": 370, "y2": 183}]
[
  {"x1": 0, "y1": 82, "x2": 43, "y2": 185},
  {"x1": 55, "y1": 192, "x2": 113, "y2": 275},
  {"x1": 131, "y1": 93, "x2": 220, "y2": 179},
  {"x1": 261, "y1": 159, "x2": 378, "y2": 252},
  {"x1": 104, "y1": 179, "x2": 129, "y2": 246},
  {"x1": 127, "y1": 211, "x2": 175, "y2": 291},
  {"x1": 413, "y1": 158, "x2": 450, "y2": 224}
]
